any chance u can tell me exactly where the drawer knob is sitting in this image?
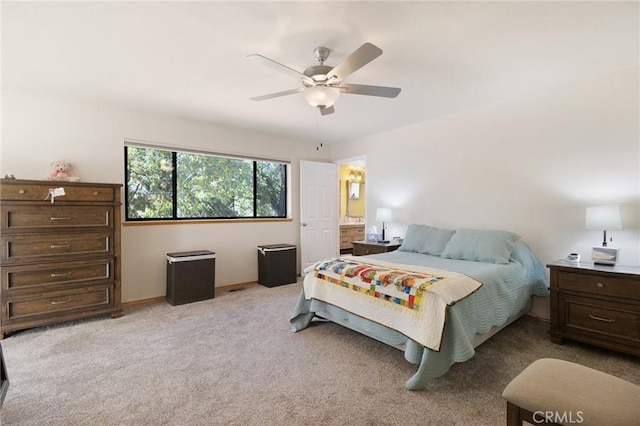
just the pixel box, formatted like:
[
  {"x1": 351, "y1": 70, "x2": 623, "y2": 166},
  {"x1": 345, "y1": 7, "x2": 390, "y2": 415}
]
[
  {"x1": 50, "y1": 217, "x2": 71, "y2": 221},
  {"x1": 93, "y1": 191, "x2": 99, "y2": 196},
  {"x1": 50, "y1": 244, "x2": 71, "y2": 249},
  {"x1": 596, "y1": 282, "x2": 604, "y2": 288},
  {"x1": 50, "y1": 298, "x2": 72, "y2": 305},
  {"x1": 50, "y1": 272, "x2": 73, "y2": 277},
  {"x1": 588, "y1": 314, "x2": 615, "y2": 323},
  {"x1": 18, "y1": 189, "x2": 25, "y2": 194}
]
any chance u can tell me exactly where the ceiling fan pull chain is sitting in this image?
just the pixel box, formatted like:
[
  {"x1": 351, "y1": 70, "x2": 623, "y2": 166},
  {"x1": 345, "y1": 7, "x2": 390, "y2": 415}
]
[{"x1": 316, "y1": 114, "x2": 324, "y2": 151}]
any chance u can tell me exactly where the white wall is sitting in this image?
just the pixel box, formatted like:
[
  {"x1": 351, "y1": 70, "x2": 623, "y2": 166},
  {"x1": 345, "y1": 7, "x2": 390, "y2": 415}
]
[
  {"x1": 1, "y1": 90, "x2": 330, "y2": 302},
  {"x1": 331, "y1": 67, "x2": 640, "y2": 318}
]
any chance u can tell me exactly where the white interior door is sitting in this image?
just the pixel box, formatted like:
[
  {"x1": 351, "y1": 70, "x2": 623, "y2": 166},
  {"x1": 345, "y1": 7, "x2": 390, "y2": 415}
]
[{"x1": 300, "y1": 160, "x2": 338, "y2": 270}]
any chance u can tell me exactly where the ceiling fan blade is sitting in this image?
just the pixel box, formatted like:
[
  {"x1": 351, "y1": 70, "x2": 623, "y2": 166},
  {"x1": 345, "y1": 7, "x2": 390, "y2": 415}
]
[
  {"x1": 325, "y1": 42, "x2": 383, "y2": 82},
  {"x1": 319, "y1": 105, "x2": 335, "y2": 116},
  {"x1": 247, "y1": 54, "x2": 315, "y2": 85},
  {"x1": 250, "y1": 88, "x2": 303, "y2": 101},
  {"x1": 336, "y1": 83, "x2": 401, "y2": 98}
]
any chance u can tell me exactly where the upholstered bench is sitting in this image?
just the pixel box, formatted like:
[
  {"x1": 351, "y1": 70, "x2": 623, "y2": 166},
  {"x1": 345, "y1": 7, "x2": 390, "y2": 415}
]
[{"x1": 502, "y1": 358, "x2": 639, "y2": 426}]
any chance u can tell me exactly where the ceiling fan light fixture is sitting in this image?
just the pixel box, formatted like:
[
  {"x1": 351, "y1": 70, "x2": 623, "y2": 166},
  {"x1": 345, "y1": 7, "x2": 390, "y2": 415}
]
[{"x1": 303, "y1": 85, "x2": 340, "y2": 108}]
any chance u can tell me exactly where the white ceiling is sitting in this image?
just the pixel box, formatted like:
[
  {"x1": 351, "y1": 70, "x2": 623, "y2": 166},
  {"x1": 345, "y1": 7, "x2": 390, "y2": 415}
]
[{"x1": 2, "y1": 1, "x2": 638, "y2": 144}]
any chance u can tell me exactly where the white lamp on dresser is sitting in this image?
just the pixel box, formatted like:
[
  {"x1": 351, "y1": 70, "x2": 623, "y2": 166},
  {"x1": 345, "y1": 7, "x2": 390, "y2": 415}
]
[
  {"x1": 585, "y1": 205, "x2": 622, "y2": 266},
  {"x1": 375, "y1": 207, "x2": 392, "y2": 243}
]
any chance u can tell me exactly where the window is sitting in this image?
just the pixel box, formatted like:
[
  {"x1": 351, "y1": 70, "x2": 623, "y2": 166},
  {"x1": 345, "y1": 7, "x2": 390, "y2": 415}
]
[{"x1": 125, "y1": 145, "x2": 288, "y2": 221}]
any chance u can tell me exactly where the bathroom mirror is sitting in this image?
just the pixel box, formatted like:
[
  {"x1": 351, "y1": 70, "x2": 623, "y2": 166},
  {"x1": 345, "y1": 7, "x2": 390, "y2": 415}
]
[
  {"x1": 349, "y1": 182, "x2": 360, "y2": 199},
  {"x1": 346, "y1": 181, "x2": 365, "y2": 218}
]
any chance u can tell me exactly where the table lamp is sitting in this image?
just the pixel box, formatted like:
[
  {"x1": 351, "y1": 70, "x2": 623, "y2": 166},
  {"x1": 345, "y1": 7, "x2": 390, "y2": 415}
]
[
  {"x1": 585, "y1": 205, "x2": 622, "y2": 247},
  {"x1": 376, "y1": 207, "x2": 392, "y2": 243},
  {"x1": 586, "y1": 205, "x2": 622, "y2": 266}
]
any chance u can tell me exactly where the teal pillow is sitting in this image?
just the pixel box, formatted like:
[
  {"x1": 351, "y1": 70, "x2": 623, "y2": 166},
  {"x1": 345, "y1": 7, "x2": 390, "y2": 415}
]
[
  {"x1": 440, "y1": 229, "x2": 520, "y2": 264},
  {"x1": 398, "y1": 224, "x2": 430, "y2": 253},
  {"x1": 418, "y1": 227, "x2": 456, "y2": 255}
]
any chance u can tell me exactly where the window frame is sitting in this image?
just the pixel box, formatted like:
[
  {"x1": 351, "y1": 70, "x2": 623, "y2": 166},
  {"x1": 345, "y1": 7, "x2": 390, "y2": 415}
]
[{"x1": 124, "y1": 144, "x2": 289, "y2": 222}]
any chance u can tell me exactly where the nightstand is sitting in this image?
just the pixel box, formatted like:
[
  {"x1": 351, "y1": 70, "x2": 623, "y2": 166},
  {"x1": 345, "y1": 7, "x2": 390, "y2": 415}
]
[
  {"x1": 547, "y1": 260, "x2": 640, "y2": 356},
  {"x1": 352, "y1": 240, "x2": 401, "y2": 256}
]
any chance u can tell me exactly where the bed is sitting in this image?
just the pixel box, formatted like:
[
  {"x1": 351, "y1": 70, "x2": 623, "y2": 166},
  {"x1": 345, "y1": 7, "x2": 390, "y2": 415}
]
[{"x1": 290, "y1": 225, "x2": 549, "y2": 390}]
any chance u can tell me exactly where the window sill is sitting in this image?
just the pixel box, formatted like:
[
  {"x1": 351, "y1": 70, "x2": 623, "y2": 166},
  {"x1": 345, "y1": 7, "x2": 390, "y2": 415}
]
[{"x1": 123, "y1": 218, "x2": 293, "y2": 226}]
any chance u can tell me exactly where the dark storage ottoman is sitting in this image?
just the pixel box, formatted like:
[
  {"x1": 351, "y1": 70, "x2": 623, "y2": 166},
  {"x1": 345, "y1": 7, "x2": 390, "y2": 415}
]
[
  {"x1": 166, "y1": 250, "x2": 216, "y2": 305},
  {"x1": 257, "y1": 244, "x2": 297, "y2": 287}
]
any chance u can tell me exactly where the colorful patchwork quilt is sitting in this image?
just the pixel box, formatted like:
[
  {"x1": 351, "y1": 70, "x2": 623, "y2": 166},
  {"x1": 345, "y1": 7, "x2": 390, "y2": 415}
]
[{"x1": 303, "y1": 256, "x2": 483, "y2": 351}]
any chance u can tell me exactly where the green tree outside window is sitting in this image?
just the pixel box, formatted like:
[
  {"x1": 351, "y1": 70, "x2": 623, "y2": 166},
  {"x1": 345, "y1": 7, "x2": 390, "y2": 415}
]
[{"x1": 125, "y1": 146, "x2": 287, "y2": 220}]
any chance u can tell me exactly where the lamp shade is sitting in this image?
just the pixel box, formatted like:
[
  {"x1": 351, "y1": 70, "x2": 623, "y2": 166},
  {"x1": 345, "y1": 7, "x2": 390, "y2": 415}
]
[
  {"x1": 376, "y1": 207, "x2": 392, "y2": 222},
  {"x1": 585, "y1": 205, "x2": 622, "y2": 231},
  {"x1": 303, "y1": 85, "x2": 340, "y2": 108}
]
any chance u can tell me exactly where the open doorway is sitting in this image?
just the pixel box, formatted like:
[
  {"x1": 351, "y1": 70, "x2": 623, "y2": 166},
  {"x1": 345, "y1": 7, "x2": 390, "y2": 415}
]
[{"x1": 335, "y1": 157, "x2": 366, "y2": 254}]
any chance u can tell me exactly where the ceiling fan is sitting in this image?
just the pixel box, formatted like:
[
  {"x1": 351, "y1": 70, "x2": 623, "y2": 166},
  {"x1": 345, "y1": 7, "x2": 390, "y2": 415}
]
[{"x1": 248, "y1": 42, "x2": 401, "y2": 115}]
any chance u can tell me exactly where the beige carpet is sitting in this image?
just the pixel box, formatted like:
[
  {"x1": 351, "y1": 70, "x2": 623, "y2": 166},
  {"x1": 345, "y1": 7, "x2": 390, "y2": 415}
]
[{"x1": 0, "y1": 282, "x2": 638, "y2": 425}]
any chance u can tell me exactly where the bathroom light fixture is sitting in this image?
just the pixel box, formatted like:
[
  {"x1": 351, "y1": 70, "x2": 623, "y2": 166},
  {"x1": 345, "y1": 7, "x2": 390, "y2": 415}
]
[{"x1": 348, "y1": 170, "x2": 364, "y2": 182}]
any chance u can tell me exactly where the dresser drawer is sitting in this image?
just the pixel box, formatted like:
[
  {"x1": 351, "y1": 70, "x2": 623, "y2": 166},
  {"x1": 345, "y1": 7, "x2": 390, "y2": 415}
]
[
  {"x1": 560, "y1": 294, "x2": 639, "y2": 342},
  {"x1": 557, "y1": 271, "x2": 639, "y2": 301},
  {"x1": 1, "y1": 233, "x2": 113, "y2": 264},
  {"x1": 353, "y1": 244, "x2": 385, "y2": 256},
  {"x1": 353, "y1": 228, "x2": 365, "y2": 240},
  {"x1": 4, "y1": 285, "x2": 113, "y2": 321},
  {"x1": 340, "y1": 237, "x2": 352, "y2": 249},
  {"x1": 1, "y1": 206, "x2": 113, "y2": 233},
  {"x1": 1, "y1": 258, "x2": 113, "y2": 292},
  {"x1": 0, "y1": 182, "x2": 115, "y2": 202}
]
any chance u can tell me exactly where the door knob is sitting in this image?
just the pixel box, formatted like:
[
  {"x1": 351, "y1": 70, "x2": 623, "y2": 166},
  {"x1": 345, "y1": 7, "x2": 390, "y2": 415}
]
[{"x1": 301, "y1": 222, "x2": 308, "y2": 227}]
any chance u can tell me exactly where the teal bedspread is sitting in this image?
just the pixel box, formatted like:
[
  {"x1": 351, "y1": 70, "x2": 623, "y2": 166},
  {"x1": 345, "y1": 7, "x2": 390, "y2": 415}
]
[{"x1": 290, "y1": 241, "x2": 548, "y2": 390}]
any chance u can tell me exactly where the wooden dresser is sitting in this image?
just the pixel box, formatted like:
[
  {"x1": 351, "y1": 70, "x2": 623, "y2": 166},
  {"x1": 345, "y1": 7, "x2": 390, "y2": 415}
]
[
  {"x1": 339, "y1": 224, "x2": 365, "y2": 252},
  {"x1": 352, "y1": 240, "x2": 402, "y2": 256},
  {"x1": 547, "y1": 260, "x2": 640, "y2": 356},
  {"x1": 0, "y1": 179, "x2": 123, "y2": 338}
]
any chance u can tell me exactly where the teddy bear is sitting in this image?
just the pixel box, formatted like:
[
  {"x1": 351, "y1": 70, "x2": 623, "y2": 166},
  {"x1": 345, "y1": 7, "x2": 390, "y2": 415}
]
[{"x1": 45, "y1": 160, "x2": 80, "y2": 182}]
